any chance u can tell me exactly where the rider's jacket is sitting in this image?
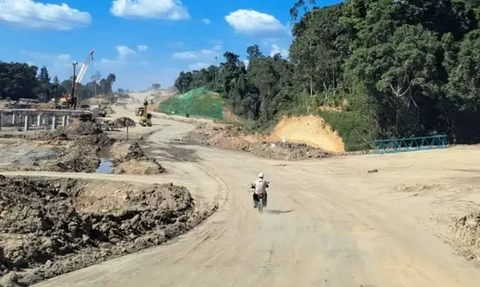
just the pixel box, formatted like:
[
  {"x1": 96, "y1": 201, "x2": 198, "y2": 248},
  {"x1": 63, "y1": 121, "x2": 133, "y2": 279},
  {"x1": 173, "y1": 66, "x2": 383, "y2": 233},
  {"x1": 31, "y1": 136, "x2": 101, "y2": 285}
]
[{"x1": 253, "y1": 179, "x2": 269, "y2": 194}]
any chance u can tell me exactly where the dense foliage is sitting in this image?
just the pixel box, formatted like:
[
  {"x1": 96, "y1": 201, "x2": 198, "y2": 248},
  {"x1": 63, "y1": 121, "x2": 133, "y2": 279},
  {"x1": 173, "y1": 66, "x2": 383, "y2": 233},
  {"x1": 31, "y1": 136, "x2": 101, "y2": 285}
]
[
  {"x1": 174, "y1": 0, "x2": 480, "y2": 149},
  {"x1": 0, "y1": 61, "x2": 116, "y2": 102}
]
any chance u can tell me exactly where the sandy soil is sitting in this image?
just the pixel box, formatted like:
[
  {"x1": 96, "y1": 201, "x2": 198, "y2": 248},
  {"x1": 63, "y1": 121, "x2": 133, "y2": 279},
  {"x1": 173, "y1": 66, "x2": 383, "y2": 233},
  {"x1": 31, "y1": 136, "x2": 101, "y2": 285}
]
[
  {"x1": 0, "y1": 105, "x2": 472, "y2": 287},
  {"x1": 268, "y1": 115, "x2": 345, "y2": 153},
  {"x1": 183, "y1": 123, "x2": 338, "y2": 161}
]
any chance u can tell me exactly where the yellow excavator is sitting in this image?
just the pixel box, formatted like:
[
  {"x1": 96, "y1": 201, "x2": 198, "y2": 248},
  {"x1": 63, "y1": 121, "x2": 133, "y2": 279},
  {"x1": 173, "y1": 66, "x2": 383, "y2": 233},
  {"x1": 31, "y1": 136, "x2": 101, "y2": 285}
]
[{"x1": 138, "y1": 99, "x2": 152, "y2": 127}]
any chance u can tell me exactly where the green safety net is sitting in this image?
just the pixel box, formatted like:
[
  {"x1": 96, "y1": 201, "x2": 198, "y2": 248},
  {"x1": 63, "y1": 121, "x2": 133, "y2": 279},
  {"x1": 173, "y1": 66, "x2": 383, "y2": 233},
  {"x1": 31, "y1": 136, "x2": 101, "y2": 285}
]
[{"x1": 158, "y1": 87, "x2": 224, "y2": 120}]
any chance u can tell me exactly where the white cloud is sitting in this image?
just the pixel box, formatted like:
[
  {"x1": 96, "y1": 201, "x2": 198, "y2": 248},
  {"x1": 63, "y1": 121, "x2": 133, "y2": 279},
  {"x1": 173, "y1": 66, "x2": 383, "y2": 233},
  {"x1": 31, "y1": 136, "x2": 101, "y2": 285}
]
[
  {"x1": 100, "y1": 45, "x2": 137, "y2": 65},
  {"x1": 0, "y1": 0, "x2": 91, "y2": 30},
  {"x1": 269, "y1": 44, "x2": 288, "y2": 58},
  {"x1": 203, "y1": 18, "x2": 210, "y2": 25},
  {"x1": 138, "y1": 45, "x2": 148, "y2": 51},
  {"x1": 21, "y1": 50, "x2": 72, "y2": 62},
  {"x1": 110, "y1": 0, "x2": 190, "y2": 20},
  {"x1": 100, "y1": 58, "x2": 118, "y2": 64},
  {"x1": 116, "y1": 45, "x2": 137, "y2": 59},
  {"x1": 173, "y1": 45, "x2": 221, "y2": 60},
  {"x1": 57, "y1": 54, "x2": 71, "y2": 61},
  {"x1": 200, "y1": 49, "x2": 216, "y2": 55},
  {"x1": 173, "y1": 51, "x2": 197, "y2": 59},
  {"x1": 189, "y1": 63, "x2": 211, "y2": 70},
  {"x1": 225, "y1": 9, "x2": 289, "y2": 37},
  {"x1": 243, "y1": 59, "x2": 249, "y2": 67}
]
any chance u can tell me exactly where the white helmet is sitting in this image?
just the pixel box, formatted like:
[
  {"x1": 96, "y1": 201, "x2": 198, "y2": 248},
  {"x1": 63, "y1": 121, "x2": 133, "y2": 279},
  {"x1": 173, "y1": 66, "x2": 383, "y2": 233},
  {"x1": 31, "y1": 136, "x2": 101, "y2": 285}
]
[{"x1": 258, "y1": 173, "x2": 264, "y2": 179}]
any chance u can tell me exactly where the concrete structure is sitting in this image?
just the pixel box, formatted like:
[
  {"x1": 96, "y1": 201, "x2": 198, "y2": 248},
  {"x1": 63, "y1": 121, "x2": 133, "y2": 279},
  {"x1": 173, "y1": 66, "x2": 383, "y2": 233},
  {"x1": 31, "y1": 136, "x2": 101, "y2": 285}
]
[
  {"x1": 52, "y1": 116, "x2": 57, "y2": 130},
  {"x1": 24, "y1": 115, "x2": 29, "y2": 131},
  {"x1": 0, "y1": 109, "x2": 92, "y2": 131}
]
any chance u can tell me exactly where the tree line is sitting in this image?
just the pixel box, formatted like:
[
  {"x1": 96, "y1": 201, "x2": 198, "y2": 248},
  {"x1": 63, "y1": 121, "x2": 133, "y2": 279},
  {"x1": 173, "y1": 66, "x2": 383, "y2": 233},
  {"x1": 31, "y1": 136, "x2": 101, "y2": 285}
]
[
  {"x1": 0, "y1": 61, "x2": 117, "y2": 102},
  {"x1": 174, "y1": 0, "x2": 480, "y2": 150}
]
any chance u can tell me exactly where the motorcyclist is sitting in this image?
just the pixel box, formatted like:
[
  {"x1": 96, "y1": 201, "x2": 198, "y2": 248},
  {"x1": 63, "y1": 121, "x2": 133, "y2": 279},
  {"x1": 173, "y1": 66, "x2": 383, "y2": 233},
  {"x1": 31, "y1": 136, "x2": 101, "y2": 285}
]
[{"x1": 251, "y1": 173, "x2": 269, "y2": 208}]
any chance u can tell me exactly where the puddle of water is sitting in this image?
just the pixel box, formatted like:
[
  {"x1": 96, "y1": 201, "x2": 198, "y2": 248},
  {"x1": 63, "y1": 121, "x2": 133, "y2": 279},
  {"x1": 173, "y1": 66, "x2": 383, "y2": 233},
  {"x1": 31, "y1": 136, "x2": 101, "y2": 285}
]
[{"x1": 96, "y1": 158, "x2": 114, "y2": 174}]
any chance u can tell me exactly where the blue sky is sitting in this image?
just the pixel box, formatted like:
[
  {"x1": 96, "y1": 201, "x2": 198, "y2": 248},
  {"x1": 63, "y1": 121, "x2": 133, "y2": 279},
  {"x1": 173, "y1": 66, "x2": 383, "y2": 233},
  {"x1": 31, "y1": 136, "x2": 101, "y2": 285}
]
[{"x1": 0, "y1": 0, "x2": 339, "y2": 91}]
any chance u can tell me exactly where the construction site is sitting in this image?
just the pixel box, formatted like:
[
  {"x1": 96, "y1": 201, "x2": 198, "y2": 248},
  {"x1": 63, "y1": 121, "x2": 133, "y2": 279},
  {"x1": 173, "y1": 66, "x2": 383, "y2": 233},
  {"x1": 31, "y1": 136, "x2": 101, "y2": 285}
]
[
  {"x1": 0, "y1": 42, "x2": 480, "y2": 287},
  {"x1": 0, "y1": 84, "x2": 479, "y2": 286}
]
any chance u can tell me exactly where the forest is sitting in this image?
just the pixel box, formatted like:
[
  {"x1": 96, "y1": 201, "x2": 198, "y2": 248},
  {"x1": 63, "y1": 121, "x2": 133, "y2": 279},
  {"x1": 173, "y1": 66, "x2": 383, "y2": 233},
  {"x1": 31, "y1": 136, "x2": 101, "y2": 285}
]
[
  {"x1": 174, "y1": 0, "x2": 480, "y2": 150},
  {"x1": 0, "y1": 62, "x2": 117, "y2": 102}
]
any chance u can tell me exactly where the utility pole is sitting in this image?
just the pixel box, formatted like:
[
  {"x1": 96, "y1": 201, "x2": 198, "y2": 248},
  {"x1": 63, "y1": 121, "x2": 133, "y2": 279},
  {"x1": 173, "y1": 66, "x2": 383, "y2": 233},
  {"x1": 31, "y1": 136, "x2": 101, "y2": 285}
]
[
  {"x1": 214, "y1": 56, "x2": 218, "y2": 87},
  {"x1": 71, "y1": 62, "x2": 78, "y2": 110}
]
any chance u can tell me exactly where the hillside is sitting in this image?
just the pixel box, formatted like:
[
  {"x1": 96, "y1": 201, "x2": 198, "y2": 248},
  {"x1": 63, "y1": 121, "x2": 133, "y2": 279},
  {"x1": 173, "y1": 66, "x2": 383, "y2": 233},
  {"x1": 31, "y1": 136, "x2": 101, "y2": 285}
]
[
  {"x1": 158, "y1": 88, "x2": 227, "y2": 120},
  {"x1": 172, "y1": 0, "x2": 480, "y2": 151}
]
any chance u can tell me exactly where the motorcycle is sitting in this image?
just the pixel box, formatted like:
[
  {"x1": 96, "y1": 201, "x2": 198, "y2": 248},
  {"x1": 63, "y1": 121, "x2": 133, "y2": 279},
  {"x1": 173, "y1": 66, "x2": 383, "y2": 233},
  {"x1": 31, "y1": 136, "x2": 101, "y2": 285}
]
[
  {"x1": 256, "y1": 193, "x2": 265, "y2": 213},
  {"x1": 250, "y1": 183, "x2": 269, "y2": 213}
]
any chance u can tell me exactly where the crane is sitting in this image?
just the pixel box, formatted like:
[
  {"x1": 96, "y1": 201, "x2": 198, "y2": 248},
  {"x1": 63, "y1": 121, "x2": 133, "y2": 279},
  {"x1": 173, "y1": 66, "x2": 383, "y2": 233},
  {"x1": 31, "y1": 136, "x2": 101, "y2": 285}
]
[
  {"x1": 76, "y1": 50, "x2": 95, "y2": 87},
  {"x1": 60, "y1": 50, "x2": 95, "y2": 109}
]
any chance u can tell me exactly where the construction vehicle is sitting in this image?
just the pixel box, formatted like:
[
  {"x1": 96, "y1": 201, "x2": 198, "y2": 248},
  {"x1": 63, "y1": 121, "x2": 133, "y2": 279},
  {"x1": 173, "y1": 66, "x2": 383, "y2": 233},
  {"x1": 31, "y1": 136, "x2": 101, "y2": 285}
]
[
  {"x1": 138, "y1": 99, "x2": 152, "y2": 127},
  {"x1": 60, "y1": 50, "x2": 95, "y2": 109}
]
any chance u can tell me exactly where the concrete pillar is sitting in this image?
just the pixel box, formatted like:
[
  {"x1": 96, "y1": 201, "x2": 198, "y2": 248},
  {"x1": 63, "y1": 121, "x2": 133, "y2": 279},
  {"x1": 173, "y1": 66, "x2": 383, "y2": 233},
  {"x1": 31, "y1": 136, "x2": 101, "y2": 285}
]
[
  {"x1": 51, "y1": 116, "x2": 57, "y2": 130},
  {"x1": 37, "y1": 114, "x2": 42, "y2": 127},
  {"x1": 24, "y1": 115, "x2": 30, "y2": 131},
  {"x1": 0, "y1": 114, "x2": 2, "y2": 131},
  {"x1": 66, "y1": 116, "x2": 70, "y2": 126},
  {"x1": 62, "y1": 116, "x2": 67, "y2": 127},
  {"x1": 12, "y1": 114, "x2": 16, "y2": 125}
]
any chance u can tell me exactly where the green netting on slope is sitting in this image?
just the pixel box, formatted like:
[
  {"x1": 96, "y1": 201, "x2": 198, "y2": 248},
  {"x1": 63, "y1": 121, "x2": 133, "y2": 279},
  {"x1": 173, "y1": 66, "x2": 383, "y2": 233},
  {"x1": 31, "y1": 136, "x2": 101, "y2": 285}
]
[
  {"x1": 158, "y1": 87, "x2": 224, "y2": 120},
  {"x1": 178, "y1": 87, "x2": 210, "y2": 100}
]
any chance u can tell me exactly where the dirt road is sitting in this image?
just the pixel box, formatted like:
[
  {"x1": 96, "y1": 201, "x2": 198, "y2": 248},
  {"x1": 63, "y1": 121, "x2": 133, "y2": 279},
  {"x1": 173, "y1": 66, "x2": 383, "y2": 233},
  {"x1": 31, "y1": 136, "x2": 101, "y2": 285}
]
[{"x1": 12, "y1": 106, "x2": 480, "y2": 286}]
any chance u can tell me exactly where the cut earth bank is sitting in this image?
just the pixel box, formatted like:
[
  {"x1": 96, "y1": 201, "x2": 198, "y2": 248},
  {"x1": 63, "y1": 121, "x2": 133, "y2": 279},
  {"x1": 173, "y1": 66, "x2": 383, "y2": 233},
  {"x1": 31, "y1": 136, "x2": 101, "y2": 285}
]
[{"x1": 133, "y1": 103, "x2": 348, "y2": 161}]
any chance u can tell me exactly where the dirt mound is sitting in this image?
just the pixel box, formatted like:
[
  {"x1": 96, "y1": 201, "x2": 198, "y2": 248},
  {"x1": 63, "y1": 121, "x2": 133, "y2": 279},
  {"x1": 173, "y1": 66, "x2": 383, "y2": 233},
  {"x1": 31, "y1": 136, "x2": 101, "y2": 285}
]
[
  {"x1": 0, "y1": 176, "x2": 216, "y2": 285},
  {"x1": 112, "y1": 117, "x2": 136, "y2": 128},
  {"x1": 39, "y1": 144, "x2": 100, "y2": 173},
  {"x1": 110, "y1": 141, "x2": 149, "y2": 160},
  {"x1": 113, "y1": 160, "x2": 164, "y2": 175},
  {"x1": 183, "y1": 123, "x2": 254, "y2": 151},
  {"x1": 103, "y1": 106, "x2": 115, "y2": 114},
  {"x1": 59, "y1": 119, "x2": 103, "y2": 136},
  {"x1": 449, "y1": 212, "x2": 480, "y2": 263},
  {"x1": 184, "y1": 123, "x2": 336, "y2": 161},
  {"x1": 250, "y1": 142, "x2": 335, "y2": 161},
  {"x1": 30, "y1": 119, "x2": 110, "y2": 146},
  {"x1": 269, "y1": 115, "x2": 345, "y2": 153},
  {"x1": 109, "y1": 141, "x2": 165, "y2": 174}
]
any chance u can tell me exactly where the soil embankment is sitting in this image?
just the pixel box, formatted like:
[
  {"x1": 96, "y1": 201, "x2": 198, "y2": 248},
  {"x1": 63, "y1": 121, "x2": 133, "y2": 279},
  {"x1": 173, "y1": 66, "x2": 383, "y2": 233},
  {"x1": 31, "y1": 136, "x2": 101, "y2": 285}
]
[
  {"x1": 183, "y1": 121, "x2": 338, "y2": 161},
  {"x1": 268, "y1": 115, "x2": 345, "y2": 153},
  {"x1": 0, "y1": 176, "x2": 217, "y2": 286}
]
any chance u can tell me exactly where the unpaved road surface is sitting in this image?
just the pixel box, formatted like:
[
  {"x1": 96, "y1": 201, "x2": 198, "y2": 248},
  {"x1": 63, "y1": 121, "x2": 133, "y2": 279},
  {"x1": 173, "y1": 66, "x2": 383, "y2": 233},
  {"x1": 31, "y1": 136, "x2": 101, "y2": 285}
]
[{"x1": 10, "y1": 106, "x2": 480, "y2": 286}]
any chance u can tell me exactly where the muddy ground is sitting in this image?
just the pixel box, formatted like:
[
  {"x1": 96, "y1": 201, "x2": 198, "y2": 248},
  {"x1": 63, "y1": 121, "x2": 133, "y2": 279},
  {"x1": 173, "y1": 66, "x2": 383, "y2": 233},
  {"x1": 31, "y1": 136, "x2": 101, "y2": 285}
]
[
  {"x1": 0, "y1": 119, "x2": 163, "y2": 175},
  {"x1": 0, "y1": 176, "x2": 217, "y2": 286},
  {"x1": 183, "y1": 123, "x2": 337, "y2": 161},
  {"x1": 109, "y1": 141, "x2": 164, "y2": 174},
  {"x1": 449, "y1": 212, "x2": 480, "y2": 265}
]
